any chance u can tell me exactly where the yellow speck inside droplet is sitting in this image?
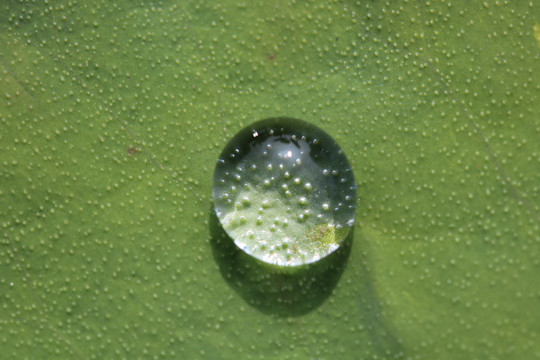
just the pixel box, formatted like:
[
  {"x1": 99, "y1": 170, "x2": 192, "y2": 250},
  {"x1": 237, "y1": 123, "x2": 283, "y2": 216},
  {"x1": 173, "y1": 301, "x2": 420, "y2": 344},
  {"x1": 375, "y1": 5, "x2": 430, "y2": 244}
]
[{"x1": 534, "y1": 23, "x2": 540, "y2": 48}]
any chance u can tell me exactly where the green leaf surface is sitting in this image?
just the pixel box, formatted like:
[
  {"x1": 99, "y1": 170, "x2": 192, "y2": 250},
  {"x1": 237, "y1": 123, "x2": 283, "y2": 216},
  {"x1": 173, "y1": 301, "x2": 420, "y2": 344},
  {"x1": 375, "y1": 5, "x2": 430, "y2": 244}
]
[{"x1": 1, "y1": 1, "x2": 539, "y2": 359}]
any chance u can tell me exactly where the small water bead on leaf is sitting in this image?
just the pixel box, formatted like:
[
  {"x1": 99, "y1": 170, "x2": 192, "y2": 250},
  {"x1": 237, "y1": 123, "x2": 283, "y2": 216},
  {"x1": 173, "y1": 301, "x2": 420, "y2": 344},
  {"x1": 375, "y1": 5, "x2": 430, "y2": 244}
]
[{"x1": 212, "y1": 117, "x2": 357, "y2": 267}]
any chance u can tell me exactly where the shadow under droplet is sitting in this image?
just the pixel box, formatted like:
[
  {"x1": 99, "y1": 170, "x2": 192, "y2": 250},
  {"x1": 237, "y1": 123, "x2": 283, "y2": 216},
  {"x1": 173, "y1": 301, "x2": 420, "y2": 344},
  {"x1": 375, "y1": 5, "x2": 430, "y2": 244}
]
[{"x1": 209, "y1": 206, "x2": 352, "y2": 317}]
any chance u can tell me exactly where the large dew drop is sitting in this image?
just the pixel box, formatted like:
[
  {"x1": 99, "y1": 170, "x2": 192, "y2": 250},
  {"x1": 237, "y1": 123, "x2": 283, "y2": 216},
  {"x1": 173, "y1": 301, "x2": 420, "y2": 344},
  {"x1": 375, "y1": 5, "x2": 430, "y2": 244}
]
[{"x1": 213, "y1": 118, "x2": 356, "y2": 267}]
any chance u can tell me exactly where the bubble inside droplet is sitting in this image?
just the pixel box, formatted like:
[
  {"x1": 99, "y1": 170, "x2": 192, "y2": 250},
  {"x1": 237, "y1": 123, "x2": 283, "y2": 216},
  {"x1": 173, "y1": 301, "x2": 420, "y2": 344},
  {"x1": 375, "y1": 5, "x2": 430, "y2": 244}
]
[{"x1": 212, "y1": 117, "x2": 356, "y2": 267}]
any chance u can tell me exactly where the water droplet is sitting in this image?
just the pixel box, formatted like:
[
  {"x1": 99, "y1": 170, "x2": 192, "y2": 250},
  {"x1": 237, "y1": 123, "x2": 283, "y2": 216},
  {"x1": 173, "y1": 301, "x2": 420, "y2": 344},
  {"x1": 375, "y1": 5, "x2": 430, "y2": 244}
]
[{"x1": 213, "y1": 117, "x2": 356, "y2": 266}]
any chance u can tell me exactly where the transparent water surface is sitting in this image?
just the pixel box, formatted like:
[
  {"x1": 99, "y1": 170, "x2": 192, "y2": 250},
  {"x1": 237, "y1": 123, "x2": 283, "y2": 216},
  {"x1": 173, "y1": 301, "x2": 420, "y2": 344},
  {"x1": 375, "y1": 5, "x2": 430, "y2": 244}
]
[{"x1": 213, "y1": 118, "x2": 356, "y2": 266}]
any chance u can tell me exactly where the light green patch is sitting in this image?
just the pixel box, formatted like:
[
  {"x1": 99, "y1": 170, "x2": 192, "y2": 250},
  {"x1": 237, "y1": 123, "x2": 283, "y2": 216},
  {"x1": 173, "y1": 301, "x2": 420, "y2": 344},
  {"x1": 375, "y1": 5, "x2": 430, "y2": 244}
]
[
  {"x1": 305, "y1": 222, "x2": 349, "y2": 248},
  {"x1": 535, "y1": 23, "x2": 540, "y2": 48},
  {"x1": 220, "y1": 187, "x2": 342, "y2": 266},
  {"x1": 306, "y1": 223, "x2": 336, "y2": 245}
]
